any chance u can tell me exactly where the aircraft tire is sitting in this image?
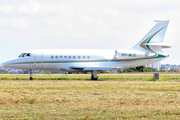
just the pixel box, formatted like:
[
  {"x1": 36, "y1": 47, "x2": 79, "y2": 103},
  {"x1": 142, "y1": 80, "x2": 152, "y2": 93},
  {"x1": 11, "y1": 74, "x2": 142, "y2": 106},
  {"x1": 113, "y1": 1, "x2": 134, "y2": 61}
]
[
  {"x1": 29, "y1": 77, "x2": 33, "y2": 80},
  {"x1": 91, "y1": 75, "x2": 98, "y2": 80}
]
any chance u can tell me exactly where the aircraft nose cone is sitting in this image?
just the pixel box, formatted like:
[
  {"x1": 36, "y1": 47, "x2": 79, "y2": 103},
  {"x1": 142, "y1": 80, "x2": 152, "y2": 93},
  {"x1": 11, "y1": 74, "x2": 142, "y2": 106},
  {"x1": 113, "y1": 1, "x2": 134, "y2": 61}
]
[
  {"x1": 3, "y1": 59, "x2": 17, "y2": 68},
  {"x1": 3, "y1": 61, "x2": 11, "y2": 67}
]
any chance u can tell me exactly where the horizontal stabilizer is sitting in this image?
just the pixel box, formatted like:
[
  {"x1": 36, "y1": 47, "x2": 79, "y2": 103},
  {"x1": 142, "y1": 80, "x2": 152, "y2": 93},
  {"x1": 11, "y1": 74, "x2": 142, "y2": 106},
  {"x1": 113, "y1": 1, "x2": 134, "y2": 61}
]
[{"x1": 143, "y1": 43, "x2": 174, "y2": 48}]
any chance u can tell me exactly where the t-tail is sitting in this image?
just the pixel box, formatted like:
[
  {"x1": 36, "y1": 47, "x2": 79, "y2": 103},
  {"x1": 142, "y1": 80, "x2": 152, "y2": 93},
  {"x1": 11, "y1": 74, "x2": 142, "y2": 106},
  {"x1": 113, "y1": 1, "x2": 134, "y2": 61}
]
[{"x1": 131, "y1": 20, "x2": 172, "y2": 54}]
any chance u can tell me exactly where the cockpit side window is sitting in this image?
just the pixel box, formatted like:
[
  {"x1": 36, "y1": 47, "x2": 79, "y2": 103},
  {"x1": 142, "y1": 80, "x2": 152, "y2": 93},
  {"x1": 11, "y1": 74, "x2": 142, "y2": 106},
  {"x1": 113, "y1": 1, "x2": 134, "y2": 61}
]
[
  {"x1": 26, "y1": 53, "x2": 30, "y2": 57},
  {"x1": 22, "y1": 53, "x2": 26, "y2": 57},
  {"x1": 19, "y1": 53, "x2": 25, "y2": 57},
  {"x1": 24, "y1": 53, "x2": 30, "y2": 57},
  {"x1": 18, "y1": 53, "x2": 31, "y2": 57}
]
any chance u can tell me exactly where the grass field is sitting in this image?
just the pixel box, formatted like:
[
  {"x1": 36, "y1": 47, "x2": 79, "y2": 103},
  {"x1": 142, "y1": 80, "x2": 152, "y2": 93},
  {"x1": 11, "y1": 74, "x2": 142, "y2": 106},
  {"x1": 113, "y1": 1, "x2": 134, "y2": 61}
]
[
  {"x1": 0, "y1": 80, "x2": 180, "y2": 119},
  {"x1": 1, "y1": 73, "x2": 180, "y2": 80}
]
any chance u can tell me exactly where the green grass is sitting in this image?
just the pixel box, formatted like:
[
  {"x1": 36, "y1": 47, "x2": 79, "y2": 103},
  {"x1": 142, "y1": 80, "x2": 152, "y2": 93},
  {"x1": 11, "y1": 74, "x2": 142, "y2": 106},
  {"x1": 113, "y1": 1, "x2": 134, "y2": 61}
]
[
  {"x1": 0, "y1": 75, "x2": 180, "y2": 81},
  {"x1": 0, "y1": 80, "x2": 180, "y2": 119}
]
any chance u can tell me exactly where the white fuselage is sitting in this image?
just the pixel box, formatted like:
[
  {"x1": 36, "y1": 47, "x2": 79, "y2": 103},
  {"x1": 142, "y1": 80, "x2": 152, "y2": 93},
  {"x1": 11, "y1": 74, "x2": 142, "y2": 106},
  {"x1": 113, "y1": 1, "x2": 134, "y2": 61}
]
[{"x1": 3, "y1": 49, "x2": 168, "y2": 72}]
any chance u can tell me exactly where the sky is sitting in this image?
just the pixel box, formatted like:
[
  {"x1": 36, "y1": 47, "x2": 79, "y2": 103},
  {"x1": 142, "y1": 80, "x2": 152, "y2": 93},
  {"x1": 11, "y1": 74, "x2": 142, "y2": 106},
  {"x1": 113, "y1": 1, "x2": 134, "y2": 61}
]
[{"x1": 0, "y1": 0, "x2": 179, "y2": 65}]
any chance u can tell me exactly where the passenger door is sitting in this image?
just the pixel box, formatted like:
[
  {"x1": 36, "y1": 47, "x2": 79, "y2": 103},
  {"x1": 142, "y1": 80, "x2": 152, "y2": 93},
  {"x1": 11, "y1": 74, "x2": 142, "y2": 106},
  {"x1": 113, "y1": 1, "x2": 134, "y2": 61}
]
[{"x1": 35, "y1": 52, "x2": 43, "y2": 69}]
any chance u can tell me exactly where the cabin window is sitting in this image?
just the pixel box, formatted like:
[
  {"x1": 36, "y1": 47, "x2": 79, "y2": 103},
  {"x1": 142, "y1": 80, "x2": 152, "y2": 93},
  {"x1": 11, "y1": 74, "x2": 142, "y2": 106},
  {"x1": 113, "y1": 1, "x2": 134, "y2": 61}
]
[
  {"x1": 73, "y1": 56, "x2": 76, "y2": 59},
  {"x1": 55, "y1": 56, "x2": 58, "y2": 59},
  {"x1": 64, "y1": 56, "x2": 67, "y2": 59},
  {"x1": 68, "y1": 56, "x2": 71, "y2": 59},
  {"x1": 83, "y1": 56, "x2": 85, "y2": 59},
  {"x1": 60, "y1": 56, "x2": 63, "y2": 59},
  {"x1": 51, "y1": 56, "x2": 54, "y2": 59},
  {"x1": 78, "y1": 56, "x2": 80, "y2": 59},
  {"x1": 87, "y1": 56, "x2": 90, "y2": 59}
]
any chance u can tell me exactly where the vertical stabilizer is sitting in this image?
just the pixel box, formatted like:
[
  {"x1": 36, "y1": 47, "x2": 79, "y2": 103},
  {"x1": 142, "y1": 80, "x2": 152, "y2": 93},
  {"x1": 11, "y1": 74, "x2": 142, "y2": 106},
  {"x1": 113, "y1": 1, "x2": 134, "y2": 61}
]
[{"x1": 131, "y1": 20, "x2": 169, "y2": 53}]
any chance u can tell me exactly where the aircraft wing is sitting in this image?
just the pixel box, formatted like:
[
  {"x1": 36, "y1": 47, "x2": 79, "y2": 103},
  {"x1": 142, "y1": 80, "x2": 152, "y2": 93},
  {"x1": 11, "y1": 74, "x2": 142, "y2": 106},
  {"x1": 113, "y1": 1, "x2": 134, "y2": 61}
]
[
  {"x1": 70, "y1": 66, "x2": 123, "y2": 71},
  {"x1": 83, "y1": 67, "x2": 113, "y2": 71}
]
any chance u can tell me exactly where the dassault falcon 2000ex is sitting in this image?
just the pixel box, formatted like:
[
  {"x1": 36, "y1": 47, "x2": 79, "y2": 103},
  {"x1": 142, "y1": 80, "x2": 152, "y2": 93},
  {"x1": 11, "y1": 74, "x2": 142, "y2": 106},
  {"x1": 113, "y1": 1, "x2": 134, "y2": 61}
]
[{"x1": 4, "y1": 20, "x2": 173, "y2": 80}]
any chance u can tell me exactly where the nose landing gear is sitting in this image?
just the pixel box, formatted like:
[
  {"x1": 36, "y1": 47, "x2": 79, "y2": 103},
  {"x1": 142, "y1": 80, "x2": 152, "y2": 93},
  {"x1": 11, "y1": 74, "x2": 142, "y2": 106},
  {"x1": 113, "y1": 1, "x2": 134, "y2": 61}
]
[{"x1": 29, "y1": 70, "x2": 33, "y2": 80}]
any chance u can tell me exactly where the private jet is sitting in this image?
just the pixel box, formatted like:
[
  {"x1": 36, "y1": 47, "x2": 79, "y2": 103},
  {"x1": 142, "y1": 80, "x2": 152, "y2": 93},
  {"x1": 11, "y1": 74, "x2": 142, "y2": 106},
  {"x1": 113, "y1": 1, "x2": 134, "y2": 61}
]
[{"x1": 3, "y1": 20, "x2": 173, "y2": 80}]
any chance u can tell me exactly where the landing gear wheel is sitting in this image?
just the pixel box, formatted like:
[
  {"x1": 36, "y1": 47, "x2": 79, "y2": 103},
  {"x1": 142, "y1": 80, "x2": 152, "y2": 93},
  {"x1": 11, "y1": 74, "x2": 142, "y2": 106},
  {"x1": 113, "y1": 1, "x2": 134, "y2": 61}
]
[
  {"x1": 29, "y1": 70, "x2": 33, "y2": 80},
  {"x1": 29, "y1": 77, "x2": 33, "y2": 80},
  {"x1": 91, "y1": 75, "x2": 98, "y2": 80},
  {"x1": 91, "y1": 70, "x2": 98, "y2": 80}
]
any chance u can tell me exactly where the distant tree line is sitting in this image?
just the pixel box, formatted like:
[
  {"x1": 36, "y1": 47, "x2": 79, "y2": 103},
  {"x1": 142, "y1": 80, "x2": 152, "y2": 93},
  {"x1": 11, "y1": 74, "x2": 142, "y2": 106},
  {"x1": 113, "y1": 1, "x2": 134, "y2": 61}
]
[{"x1": 119, "y1": 66, "x2": 152, "y2": 73}]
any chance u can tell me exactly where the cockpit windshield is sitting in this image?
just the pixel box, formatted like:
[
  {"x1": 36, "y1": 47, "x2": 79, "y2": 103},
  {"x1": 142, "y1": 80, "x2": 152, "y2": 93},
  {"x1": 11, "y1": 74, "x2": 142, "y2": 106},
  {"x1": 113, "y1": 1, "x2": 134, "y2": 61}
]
[{"x1": 18, "y1": 53, "x2": 31, "y2": 57}]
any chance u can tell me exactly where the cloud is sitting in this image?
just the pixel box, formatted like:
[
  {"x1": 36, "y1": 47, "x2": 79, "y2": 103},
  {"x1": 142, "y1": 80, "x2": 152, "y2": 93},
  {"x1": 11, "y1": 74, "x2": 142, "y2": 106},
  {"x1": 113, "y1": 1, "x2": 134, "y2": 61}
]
[
  {"x1": 0, "y1": 0, "x2": 55, "y2": 16},
  {"x1": 0, "y1": 17, "x2": 29, "y2": 29}
]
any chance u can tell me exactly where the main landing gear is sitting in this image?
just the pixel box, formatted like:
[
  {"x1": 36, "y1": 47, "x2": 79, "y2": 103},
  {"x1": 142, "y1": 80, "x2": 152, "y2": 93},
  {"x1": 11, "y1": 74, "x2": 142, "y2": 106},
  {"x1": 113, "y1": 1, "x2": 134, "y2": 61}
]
[
  {"x1": 91, "y1": 70, "x2": 98, "y2": 80},
  {"x1": 29, "y1": 70, "x2": 33, "y2": 80}
]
